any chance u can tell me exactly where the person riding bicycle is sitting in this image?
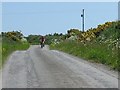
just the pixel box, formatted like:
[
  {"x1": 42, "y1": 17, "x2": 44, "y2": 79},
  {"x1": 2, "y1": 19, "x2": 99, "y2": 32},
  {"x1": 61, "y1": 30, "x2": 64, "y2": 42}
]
[{"x1": 40, "y1": 36, "x2": 45, "y2": 48}]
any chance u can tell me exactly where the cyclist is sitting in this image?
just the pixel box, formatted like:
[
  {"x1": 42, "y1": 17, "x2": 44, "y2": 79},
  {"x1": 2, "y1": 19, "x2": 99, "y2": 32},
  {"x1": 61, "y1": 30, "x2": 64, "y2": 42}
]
[{"x1": 40, "y1": 36, "x2": 45, "y2": 48}]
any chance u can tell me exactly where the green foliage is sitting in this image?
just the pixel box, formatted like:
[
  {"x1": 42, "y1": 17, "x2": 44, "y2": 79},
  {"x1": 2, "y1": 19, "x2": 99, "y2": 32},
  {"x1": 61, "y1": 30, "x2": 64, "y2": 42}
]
[
  {"x1": 44, "y1": 33, "x2": 65, "y2": 45},
  {"x1": 26, "y1": 33, "x2": 65, "y2": 45},
  {"x1": 65, "y1": 21, "x2": 114, "y2": 42},
  {"x1": 50, "y1": 21, "x2": 120, "y2": 71},
  {"x1": 50, "y1": 41, "x2": 119, "y2": 70},
  {"x1": 67, "y1": 29, "x2": 82, "y2": 37},
  {"x1": 26, "y1": 35, "x2": 40, "y2": 44},
  {"x1": 2, "y1": 31, "x2": 30, "y2": 67},
  {"x1": 2, "y1": 31, "x2": 23, "y2": 42}
]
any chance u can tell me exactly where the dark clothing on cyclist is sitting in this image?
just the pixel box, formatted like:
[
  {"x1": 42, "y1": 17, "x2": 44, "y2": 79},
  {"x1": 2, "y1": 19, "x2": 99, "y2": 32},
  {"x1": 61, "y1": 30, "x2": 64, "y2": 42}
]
[
  {"x1": 40, "y1": 36, "x2": 45, "y2": 48},
  {"x1": 40, "y1": 36, "x2": 45, "y2": 43}
]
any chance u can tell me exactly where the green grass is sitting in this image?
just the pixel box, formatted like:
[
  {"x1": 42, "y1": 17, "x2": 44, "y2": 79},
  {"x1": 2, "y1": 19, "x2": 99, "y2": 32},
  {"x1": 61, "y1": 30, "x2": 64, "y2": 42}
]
[
  {"x1": 50, "y1": 40, "x2": 119, "y2": 71},
  {"x1": 50, "y1": 21, "x2": 120, "y2": 71},
  {"x1": 2, "y1": 37, "x2": 30, "y2": 67}
]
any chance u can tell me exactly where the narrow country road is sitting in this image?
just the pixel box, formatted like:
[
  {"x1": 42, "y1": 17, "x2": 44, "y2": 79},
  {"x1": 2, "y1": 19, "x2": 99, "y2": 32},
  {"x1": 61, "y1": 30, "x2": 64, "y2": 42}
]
[{"x1": 2, "y1": 45, "x2": 118, "y2": 88}]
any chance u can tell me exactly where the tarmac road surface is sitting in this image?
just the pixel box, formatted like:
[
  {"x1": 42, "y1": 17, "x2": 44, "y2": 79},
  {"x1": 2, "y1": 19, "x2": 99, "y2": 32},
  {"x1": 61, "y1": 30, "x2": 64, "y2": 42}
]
[{"x1": 2, "y1": 45, "x2": 118, "y2": 88}]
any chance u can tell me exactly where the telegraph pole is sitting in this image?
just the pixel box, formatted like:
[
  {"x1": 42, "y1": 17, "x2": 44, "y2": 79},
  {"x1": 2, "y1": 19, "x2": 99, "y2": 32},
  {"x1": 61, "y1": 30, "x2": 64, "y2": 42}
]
[{"x1": 81, "y1": 9, "x2": 85, "y2": 32}]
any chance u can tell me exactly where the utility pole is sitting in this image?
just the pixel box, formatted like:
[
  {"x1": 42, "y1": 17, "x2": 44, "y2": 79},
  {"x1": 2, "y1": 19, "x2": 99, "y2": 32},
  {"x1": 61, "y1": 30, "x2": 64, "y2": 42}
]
[{"x1": 81, "y1": 9, "x2": 85, "y2": 32}]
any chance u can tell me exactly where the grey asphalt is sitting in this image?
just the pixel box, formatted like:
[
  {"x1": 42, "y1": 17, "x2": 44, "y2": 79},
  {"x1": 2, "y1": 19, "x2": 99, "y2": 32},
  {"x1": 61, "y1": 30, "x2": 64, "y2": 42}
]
[{"x1": 2, "y1": 45, "x2": 118, "y2": 88}]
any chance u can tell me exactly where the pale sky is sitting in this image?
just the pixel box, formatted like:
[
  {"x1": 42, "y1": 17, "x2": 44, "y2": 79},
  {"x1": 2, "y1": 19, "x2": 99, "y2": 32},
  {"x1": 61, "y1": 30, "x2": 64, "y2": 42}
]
[{"x1": 1, "y1": 2, "x2": 118, "y2": 36}]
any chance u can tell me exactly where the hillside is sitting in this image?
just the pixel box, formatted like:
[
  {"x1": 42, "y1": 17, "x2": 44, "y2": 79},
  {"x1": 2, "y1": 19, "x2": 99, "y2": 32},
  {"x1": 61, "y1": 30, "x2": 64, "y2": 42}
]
[{"x1": 50, "y1": 21, "x2": 120, "y2": 71}]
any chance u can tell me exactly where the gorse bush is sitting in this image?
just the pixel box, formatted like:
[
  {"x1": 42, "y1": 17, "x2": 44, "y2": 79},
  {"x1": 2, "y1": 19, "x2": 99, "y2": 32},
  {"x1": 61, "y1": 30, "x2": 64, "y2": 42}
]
[
  {"x1": 2, "y1": 31, "x2": 23, "y2": 42},
  {"x1": 50, "y1": 21, "x2": 120, "y2": 71},
  {"x1": 2, "y1": 31, "x2": 30, "y2": 67},
  {"x1": 66, "y1": 21, "x2": 114, "y2": 42}
]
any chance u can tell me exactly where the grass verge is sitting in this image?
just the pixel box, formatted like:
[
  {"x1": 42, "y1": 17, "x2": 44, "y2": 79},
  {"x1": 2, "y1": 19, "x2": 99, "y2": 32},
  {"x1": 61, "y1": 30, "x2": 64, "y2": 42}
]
[
  {"x1": 50, "y1": 40, "x2": 119, "y2": 71},
  {"x1": 2, "y1": 39, "x2": 30, "y2": 67}
]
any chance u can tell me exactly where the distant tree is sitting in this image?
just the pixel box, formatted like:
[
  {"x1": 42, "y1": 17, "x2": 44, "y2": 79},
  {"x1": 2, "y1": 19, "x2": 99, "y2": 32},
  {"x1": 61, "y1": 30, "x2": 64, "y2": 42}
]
[
  {"x1": 27, "y1": 35, "x2": 40, "y2": 44},
  {"x1": 59, "y1": 33, "x2": 63, "y2": 36},
  {"x1": 54, "y1": 33, "x2": 59, "y2": 36},
  {"x1": 67, "y1": 29, "x2": 81, "y2": 36}
]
